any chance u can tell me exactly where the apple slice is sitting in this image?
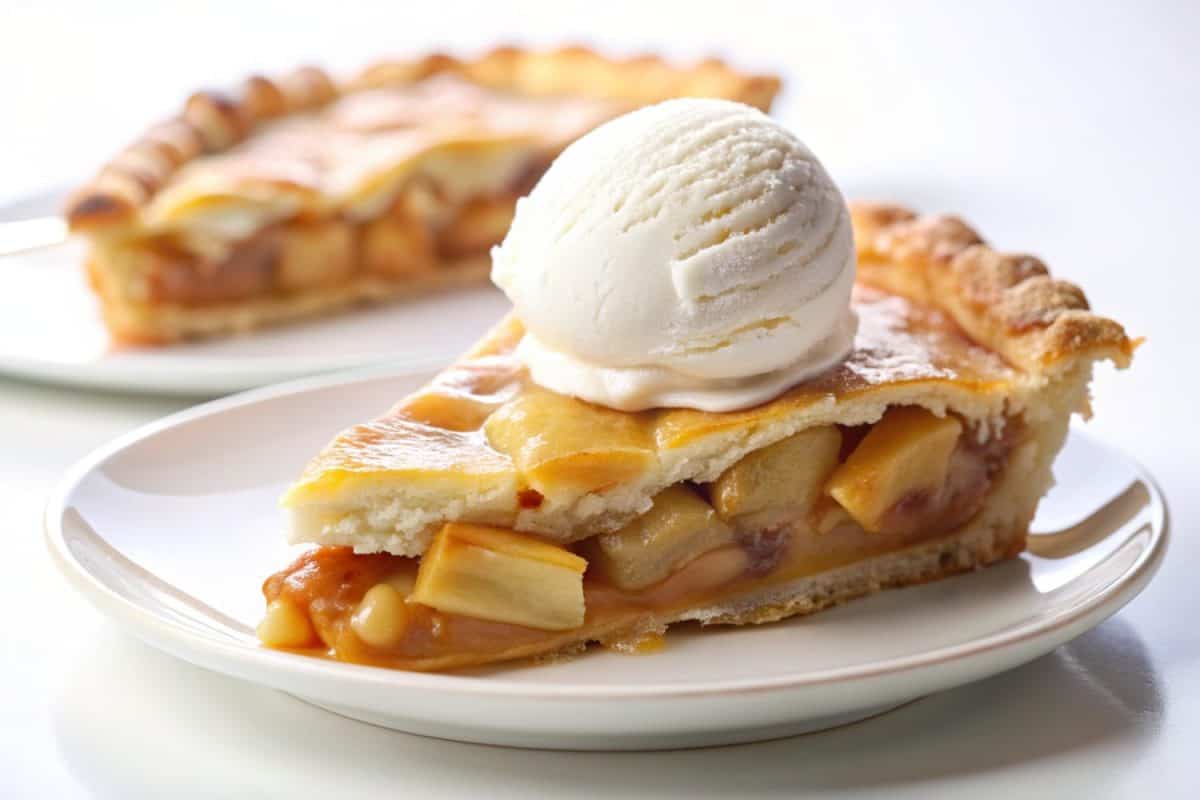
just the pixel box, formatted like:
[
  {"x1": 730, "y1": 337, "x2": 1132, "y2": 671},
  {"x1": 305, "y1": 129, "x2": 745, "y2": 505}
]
[
  {"x1": 826, "y1": 407, "x2": 963, "y2": 533},
  {"x1": 711, "y1": 426, "x2": 843, "y2": 530},
  {"x1": 411, "y1": 523, "x2": 587, "y2": 630},
  {"x1": 587, "y1": 485, "x2": 734, "y2": 591}
]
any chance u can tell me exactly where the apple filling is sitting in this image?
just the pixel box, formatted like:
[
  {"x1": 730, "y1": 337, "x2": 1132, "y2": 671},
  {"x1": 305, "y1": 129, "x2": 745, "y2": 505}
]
[
  {"x1": 259, "y1": 406, "x2": 1021, "y2": 671},
  {"x1": 93, "y1": 180, "x2": 526, "y2": 311}
]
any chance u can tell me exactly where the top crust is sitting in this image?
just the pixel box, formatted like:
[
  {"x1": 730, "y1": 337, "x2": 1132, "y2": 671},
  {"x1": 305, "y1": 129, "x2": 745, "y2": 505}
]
[
  {"x1": 64, "y1": 47, "x2": 781, "y2": 232},
  {"x1": 282, "y1": 203, "x2": 1135, "y2": 556}
]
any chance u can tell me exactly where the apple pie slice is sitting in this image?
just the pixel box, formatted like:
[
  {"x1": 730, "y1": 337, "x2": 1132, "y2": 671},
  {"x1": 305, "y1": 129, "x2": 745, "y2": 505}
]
[
  {"x1": 65, "y1": 48, "x2": 779, "y2": 343},
  {"x1": 257, "y1": 202, "x2": 1135, "y2": 672}
]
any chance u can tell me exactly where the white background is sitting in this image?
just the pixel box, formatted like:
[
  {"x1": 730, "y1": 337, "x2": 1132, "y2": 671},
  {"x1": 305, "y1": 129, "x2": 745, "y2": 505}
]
[{"x1": 2, "y1": 0, "x2": 1198, "y2": 796}]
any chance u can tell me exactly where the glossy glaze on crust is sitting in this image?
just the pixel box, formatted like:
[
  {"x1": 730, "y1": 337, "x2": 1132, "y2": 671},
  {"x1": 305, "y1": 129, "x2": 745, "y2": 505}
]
[
  {"x1": 65, "y1": 47, "x2": 781, "y2": 233},
  {"x1": 288, "y1": 287, "x2": 1014, "y2": 490}
]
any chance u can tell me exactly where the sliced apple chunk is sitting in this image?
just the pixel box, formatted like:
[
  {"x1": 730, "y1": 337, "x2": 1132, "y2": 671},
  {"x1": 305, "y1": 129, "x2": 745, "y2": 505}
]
[
  {"x1": 587, "y1": 485, "x2": 734, "y2": 591},
  {"x1": 411, "y1": 523, "x2": 587, "y2": 631},
  {"x1": 711, "y1": 426, "x2": 842, "y2": 529},
  {"x1": 826, "y1": 407, "x2": 963, "y2": 533}
]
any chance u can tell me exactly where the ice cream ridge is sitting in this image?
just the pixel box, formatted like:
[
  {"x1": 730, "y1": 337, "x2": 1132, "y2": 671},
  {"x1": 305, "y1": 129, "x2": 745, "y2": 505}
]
[{"x1": 491, "y1": 98, "x2": 857, "y2": 412}]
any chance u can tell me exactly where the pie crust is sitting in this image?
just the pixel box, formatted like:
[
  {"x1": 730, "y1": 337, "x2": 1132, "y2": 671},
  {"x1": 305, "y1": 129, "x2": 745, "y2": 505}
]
[
  {"x1": 66, "y1": 47, "x2": 780, "y2": 343},
  {"x1": 259, "y1": 202, "x2": 1136, "y2": 671}
]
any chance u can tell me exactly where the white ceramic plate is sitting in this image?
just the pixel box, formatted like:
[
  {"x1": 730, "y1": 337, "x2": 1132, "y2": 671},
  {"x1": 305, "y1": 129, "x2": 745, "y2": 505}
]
[
  {"x1": 44, "y1": 370, "x2": 1168, "y2": 750},
  {"x1": 0, "y1": 191, "x2": 510, "y2": 396}
]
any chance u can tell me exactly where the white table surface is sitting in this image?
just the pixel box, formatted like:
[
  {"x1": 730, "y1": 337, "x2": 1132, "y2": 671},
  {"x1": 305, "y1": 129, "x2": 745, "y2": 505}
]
[{"x1": 2, "y1": 1, "x2": 1197, "y2": 796}]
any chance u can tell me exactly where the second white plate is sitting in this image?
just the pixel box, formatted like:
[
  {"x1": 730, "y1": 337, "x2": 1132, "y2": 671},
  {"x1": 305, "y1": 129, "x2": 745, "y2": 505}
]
[
  {"x1": 44, "y1": 369, "x2": 1168, "y2": 750},
  {"x1": 0, "y1": 191, "x2": 510, "y2": 396}
]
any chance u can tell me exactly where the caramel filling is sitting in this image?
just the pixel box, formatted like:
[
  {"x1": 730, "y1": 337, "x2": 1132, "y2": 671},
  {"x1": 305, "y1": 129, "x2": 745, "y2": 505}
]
[{"x1": 259, "y1": 409, "x2": 1021, "y2": 672}]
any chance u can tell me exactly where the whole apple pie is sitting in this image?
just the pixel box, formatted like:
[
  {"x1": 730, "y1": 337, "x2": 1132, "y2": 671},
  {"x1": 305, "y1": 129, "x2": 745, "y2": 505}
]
[{"x1": 65, "y1": 48, "x2": 779, "y2": 343}]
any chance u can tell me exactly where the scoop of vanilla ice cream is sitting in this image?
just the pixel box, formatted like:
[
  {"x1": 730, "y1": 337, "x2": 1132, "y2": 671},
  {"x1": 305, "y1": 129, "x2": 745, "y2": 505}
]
[{"x1": 491, "y1": 98, "x2": 857, "y2": 412}]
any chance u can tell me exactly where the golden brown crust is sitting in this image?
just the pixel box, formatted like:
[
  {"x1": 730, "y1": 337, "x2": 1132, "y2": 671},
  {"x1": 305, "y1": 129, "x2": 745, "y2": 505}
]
[
  {"x1": 850, "y1": 201, "x2": 1136, "y2": 374},
  {"x1": 65, "y1": 47, "x2": 780, "y2": 232}
]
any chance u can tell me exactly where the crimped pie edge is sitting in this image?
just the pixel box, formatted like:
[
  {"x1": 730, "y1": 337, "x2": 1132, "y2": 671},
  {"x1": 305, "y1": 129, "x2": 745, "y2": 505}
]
[
  {"x1": 64, "y1": 46, "x2": 781, "y2": 231},
  {"x1": 850, "y1": 201, "x2": 1136, "y2": 377}
]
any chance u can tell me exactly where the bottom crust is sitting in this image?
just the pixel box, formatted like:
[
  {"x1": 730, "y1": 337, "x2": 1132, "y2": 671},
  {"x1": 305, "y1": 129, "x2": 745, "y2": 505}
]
[
  {"x1": 681, "y1": 515, "x2": 1025, "y2": 628},
  {"x1": 91, "y1": 257, "x2": 492, "y2": 344}
]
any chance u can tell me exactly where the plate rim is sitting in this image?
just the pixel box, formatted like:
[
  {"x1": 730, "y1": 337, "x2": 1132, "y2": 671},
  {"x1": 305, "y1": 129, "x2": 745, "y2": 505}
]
[{"x1": 43, "y1": 367, "x2": 1171, "y2": 700}]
